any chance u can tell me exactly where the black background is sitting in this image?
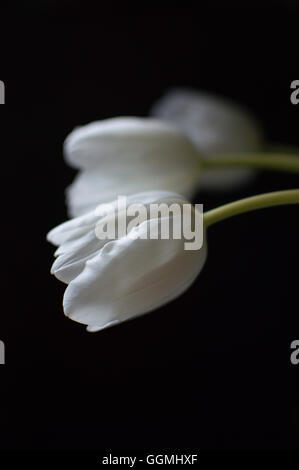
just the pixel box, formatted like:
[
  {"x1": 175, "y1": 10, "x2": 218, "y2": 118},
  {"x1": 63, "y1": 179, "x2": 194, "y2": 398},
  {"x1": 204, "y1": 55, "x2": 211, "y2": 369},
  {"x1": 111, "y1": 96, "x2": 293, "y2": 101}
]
[{"x1": 0, "y1": 3, "x2": 299, "y2": 453}]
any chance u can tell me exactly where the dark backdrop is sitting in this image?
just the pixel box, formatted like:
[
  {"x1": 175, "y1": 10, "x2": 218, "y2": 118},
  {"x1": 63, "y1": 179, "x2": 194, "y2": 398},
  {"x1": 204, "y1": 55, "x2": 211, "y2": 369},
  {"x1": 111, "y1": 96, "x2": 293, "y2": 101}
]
[{"x1": 0, "y1": 4, "x2": 299, "y2": 453}]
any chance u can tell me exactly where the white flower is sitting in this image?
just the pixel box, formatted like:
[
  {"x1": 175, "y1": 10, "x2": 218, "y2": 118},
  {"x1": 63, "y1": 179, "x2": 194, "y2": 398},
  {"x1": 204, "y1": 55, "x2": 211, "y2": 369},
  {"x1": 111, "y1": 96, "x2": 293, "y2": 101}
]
[
  {"x1": 151, "y1": 88, "x2": 263, "y2": 190},
  {"x1": 47, "y1": 191, "x2": 207, "y2": 332},
  {"x1": 64, "y1": 117, "x2": 201, "y2": 217}
]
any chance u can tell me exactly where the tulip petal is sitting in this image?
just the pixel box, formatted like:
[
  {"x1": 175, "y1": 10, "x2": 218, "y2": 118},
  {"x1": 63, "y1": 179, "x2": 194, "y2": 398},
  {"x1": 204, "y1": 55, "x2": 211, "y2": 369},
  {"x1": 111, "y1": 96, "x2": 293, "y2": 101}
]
[
  {"x1": 51, "y1": 231, "x2": 106, "y2": 283},
  {"x1": 47, "y1": 209, "x2": 99, "y2": 246},
  {"x1": 63, "y1": 218, "x2": 207, "y2": 331}
]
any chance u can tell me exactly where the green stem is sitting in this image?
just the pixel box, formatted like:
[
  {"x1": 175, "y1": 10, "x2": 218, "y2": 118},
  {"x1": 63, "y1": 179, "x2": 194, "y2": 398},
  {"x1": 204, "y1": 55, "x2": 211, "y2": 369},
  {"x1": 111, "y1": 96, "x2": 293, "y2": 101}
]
[
  {"x1": 201, "y1": 152, "x2": 299, "y2": 174},
  {"x1": 204, "y1": 189, "x2": 299, "y2": 227}
]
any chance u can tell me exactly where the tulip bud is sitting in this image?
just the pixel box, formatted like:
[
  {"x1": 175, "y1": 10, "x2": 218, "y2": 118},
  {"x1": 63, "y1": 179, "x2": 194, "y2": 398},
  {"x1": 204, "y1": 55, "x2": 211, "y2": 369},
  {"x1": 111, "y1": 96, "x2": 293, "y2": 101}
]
[
  {"x1": 47, "y1": 191, "x2": 207, "y2": 332},
  {"x1": 151, "y1": 88, "x2": 263, "y2": 189},
  {"x1": 64, "y1": 117, "x2": 201, "y2": 217}
]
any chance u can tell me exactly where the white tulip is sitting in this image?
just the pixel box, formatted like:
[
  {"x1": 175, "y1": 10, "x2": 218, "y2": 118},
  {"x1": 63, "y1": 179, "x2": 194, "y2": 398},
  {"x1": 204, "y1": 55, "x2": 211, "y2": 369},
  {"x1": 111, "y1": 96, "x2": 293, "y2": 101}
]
[
  {"x1": 151, "y1": 88, "x2": 263, "y2": 190},
  {"x1": 47, "y1": 191, "x2": 207, "y2": 332},
  {"x1": 64, "y1": 117, "x2": 201, "y2": 217}
]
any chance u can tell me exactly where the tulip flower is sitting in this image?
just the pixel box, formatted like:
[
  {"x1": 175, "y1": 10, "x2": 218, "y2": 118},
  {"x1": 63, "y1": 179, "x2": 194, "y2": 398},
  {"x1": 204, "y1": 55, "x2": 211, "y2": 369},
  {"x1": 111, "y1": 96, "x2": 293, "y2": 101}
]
[
  {"x1": 47, "y1": 191, "x2": 207, "y2": 332},
  {"x1": 151, "y1": 88, "x2": 263, "y2": 189},
  {"x1": 48, "y1": 188, "x2": 299, "y2": 332},
  {"x1": 64, "y1": 117, "x2": 201, "y2": 217}
]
